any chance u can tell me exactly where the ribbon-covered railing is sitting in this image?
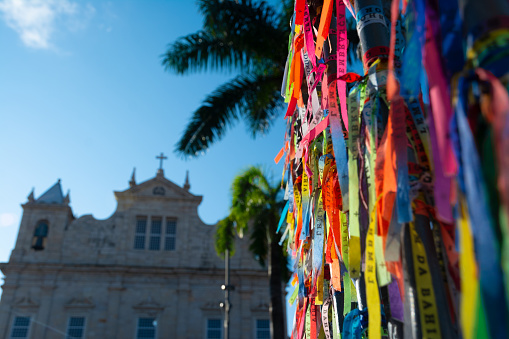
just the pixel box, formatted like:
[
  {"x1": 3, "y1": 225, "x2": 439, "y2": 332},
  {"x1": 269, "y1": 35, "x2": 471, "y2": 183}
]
[{"x1": 277, "y1": 0, "x2": 509, "y2": 338}]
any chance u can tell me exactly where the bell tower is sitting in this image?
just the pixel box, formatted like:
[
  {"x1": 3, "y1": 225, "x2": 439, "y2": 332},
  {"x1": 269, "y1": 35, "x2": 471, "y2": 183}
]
[{"x1": 10, "y1": 180, "x2": 74, "y2": 263}]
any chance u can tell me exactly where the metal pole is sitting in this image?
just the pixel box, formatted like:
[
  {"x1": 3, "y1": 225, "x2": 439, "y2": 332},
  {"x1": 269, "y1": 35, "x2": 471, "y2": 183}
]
[{"x1": 224, "y1": 249, "x2": 230, "y2": 339}]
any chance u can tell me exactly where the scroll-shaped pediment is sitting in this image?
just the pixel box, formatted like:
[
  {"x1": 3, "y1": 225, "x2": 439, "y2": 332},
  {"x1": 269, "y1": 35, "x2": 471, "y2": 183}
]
[
  {"x1": 133, "y1": 297, "x2": 164, "y2": 312},
  {"x1": 64, "y1": 297, "x2": 95, "y2": 309},
  {"x1": 200, "y1": 301, "x2": 223, "y2": 311},
  {"x1": 12, "y1": 296, "x2": 39, "y2": 309},
  {"x1": 115, "y1": 174, "x2": 202, "y2": 203},
  {"x1": 251, "y1": 301, "x2": 269, "y2": 312}
]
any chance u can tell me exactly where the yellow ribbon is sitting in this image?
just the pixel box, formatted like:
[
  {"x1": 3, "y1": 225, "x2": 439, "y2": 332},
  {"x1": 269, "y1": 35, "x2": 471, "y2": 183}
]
[
  {"x1": 365, "y1": 196, "x2": 381, "y2": 339},
  {"x1": 458, "y1": 199, "x2": 479, "y2": 339},
  {"x1": 409, "y1": 222, "x2": 442, "y2": 338}
]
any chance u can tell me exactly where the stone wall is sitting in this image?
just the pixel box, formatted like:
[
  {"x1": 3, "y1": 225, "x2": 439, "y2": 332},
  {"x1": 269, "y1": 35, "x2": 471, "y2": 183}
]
[{"x1": 0, "y1": 172, "x2": 272, "y2": 338}]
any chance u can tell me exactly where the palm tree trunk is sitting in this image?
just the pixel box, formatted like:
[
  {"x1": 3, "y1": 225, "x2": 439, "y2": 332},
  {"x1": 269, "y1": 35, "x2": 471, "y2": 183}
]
[{"x1": 268, "y1": 231, "x2": 286, "y2": 339}]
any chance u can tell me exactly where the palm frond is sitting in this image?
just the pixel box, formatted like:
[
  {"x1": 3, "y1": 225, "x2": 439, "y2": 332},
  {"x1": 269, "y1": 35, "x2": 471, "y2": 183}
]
[
  {"x1": 197, "y1": 0, "x2": 277, "y2": 35},
  {"x1": 162, "y1": 31, "x2": 254, "y2": 74},
  {"x1": 174, "y1": 73, "x2": 284, "y2": 157},
  {"x1": 238, "y1": 73, "x2": 284, "y2": 136},
  {"x1": 163, "y1": 1, "x2": 288, "y2": 76},
  {"x1": 196, "y1": 0, "x2": 288, "y2": 65},
  {"x1": 277, "y1": 0, "x2": 295, "y2": 32},
  {"x1": 230, "y1": 166, "x2": 271, "y2": 226},
  {"x1": 214, "y1": 166, "x2": 288, "y2": 274},
  {"x1": 231, "y1": 166, "x2": 271, "y2": 195},
  {"x1": 215, "y1": 215, "x2": 236, "y2": 257}
]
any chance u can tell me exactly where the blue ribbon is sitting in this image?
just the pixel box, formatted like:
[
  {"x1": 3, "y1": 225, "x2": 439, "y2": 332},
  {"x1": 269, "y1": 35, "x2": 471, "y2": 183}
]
[
  {"x1": 330, "y1": 91, "x2": 350, "y2": 209},
  {"x1": 400, "y1": 0, "x2": 425, "y2": 99},
  {"x1": 437, "y1": 0, "x2": 464, "y2": 78},
  {"x1": 277, "y1": 201, "x2": 290, "y2": 233},
  {"x1": 456, "y1": 77, "x2": 508, "y2": 339},
  {"x1": 343, "y1": 309, "x2": 362, "y2": 338},
  {"x1": 298, "y1": 254, "x2": 305, "y2": 298}
]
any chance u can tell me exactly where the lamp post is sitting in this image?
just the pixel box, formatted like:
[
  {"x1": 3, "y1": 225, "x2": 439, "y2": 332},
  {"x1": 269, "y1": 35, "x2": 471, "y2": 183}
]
[{"x1": 220, "y1": 249, "x2": 234, "y2": 339}]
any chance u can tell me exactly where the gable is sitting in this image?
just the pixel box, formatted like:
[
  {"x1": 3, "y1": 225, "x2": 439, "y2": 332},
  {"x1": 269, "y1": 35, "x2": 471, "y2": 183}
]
[{"x1": 114, "y1": 176, "x2": 202, "y2": 204}]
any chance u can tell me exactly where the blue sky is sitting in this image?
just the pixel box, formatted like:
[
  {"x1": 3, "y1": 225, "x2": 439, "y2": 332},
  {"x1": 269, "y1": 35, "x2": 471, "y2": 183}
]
[
  {"x1": 0, "y1": 0, "x2": 286, "y2": 243},
  {"x1": 0, "y1": 0, "x2": 289, "y2": 307}
]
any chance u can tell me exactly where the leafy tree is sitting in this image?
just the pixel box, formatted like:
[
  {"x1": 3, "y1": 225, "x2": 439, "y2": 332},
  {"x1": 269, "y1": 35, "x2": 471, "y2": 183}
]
[
  {"x1": 215, "y1": 166, "x2": 288, "y2": 339},
  {"x1": 162, "y1": 0, "x2": 359, "y2": 157}
]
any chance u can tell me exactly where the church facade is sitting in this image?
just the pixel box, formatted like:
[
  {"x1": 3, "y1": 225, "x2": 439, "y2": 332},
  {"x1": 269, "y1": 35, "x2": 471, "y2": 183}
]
[{"x1": 0, "y1": 168, "x2": 271, "y2": 339}]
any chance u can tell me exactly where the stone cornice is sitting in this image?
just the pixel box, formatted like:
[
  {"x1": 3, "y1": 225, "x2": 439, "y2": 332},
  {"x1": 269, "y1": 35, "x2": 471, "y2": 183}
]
[
  {"x1": 1, "y1": 283, "x2": 18, "y2": 290},
  {"x1": 107, "y1": 286, "x2": 126, "y2": 292},
  {"x1": 0, "y1": 263, "x2": 8, "y2": 275},
  {"x1": 21, "y1": 202, "x2": 72, "y2": 212},
  {"x1": 40, "y1": 285, "x2": 57, "y2": 291},
  {"x1": 0, "y1": 262, "x2": 267, "y2": 279}
]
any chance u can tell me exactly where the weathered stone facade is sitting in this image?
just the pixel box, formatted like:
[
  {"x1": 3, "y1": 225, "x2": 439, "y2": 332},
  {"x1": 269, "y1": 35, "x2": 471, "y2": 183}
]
[{"x1": 0, "y1": 170, "x2": 271, "y2": 338}]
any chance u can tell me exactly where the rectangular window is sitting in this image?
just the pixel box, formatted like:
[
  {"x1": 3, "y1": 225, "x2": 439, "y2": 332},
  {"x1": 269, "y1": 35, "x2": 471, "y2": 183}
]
[
  {"x1": 66, "y1": 317, "x2": 85, "y2": 339},
  {"x1": 206, "y1": 318, "x2": 222, "y2": 339},
  {"x1": 10, "y1": 316, "x2": 30, "y2": 339},
  {"x1": 134, "y1": 217, "x2": 147, "y2": 249},
  {"x1": 256, "y1": 319, "x2": 270, "y2": 339},
  {"x1": 149, "y1": 217, "x2": 162, "y2": 251},
  {"x1": 136, "y1": 318, "x2": 156, "y2": 339},
  {"x1": 165, "y1": 219, "x2": 177, "y2": 251}
]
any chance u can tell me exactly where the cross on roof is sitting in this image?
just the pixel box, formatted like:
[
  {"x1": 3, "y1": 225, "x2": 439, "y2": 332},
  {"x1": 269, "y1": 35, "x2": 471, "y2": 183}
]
[{"x1": 156, "y1": 152, "x2": 168, "y2": 170}]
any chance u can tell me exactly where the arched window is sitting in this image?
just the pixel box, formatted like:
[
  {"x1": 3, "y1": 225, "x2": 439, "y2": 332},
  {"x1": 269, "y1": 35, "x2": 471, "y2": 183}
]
[{"x1": 32, "y1": 220, "x2": 49, "y2": 250}]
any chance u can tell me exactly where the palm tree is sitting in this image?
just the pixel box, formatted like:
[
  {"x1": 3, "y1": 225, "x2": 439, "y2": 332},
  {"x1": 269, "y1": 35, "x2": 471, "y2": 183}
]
[
  {"x1": 215, "y1": 166, "x2": 288, "y2": 339},
  {"x1": 162, "y1": 0, "x2": 359, "y2": 157}
]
